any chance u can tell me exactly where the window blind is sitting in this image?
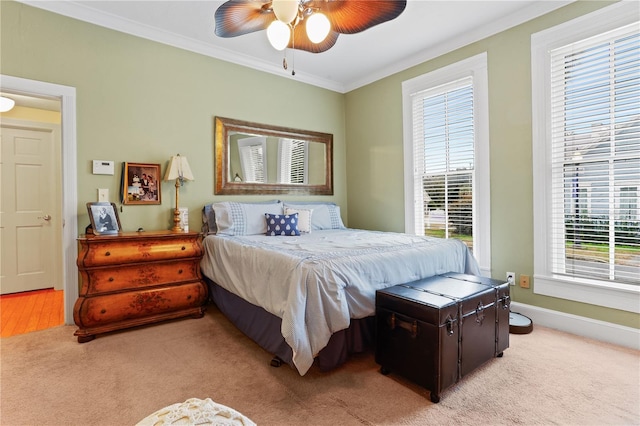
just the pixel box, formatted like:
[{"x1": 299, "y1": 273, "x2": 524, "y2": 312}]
[
  {"x1": 278, "y1": 139, "x2": 307, "y2": 184},
  {"x1": 411, "y1": 77, "x2": 475, "y2": 250},
  {"x1": 238, "y1": 137, "x2": 266, "y2": 183},
  {"x1": 549, "y1": 23, "x2": 639, "y2": 284},
  {"x1": 290, "y1": 140, "x2": 307, "y2": 184}
]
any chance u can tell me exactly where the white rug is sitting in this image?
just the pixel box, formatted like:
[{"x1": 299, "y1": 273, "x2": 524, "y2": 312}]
[{"x1": 136, "y1": 397, "x2": 256, "y2": 426}]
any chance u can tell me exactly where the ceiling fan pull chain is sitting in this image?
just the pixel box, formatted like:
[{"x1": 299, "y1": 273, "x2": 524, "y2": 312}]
[
  {"x1": 291, "y1": 24, "x2": 296, "y2": 76},
  {"x1": 291, "y1": 50, "x2": 295, "y2": 76}
]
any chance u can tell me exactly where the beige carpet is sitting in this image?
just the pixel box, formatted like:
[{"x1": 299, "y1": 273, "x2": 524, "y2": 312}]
[{"x1": 1, "y1": 303, "x2": 638, "y2": 426}]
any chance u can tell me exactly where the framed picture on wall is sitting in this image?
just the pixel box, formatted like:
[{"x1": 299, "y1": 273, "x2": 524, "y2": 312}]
[
  {"x1": 122, "y1": 162, "x2": 162, "y2": 205},
  {"x1": 87, "y1": 202, "x2": 121, "y2": 235}
]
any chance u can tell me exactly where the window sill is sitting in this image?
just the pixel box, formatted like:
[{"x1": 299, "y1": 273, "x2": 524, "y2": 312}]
[{"x1": 534, "y1": 274, "x2": 640, "y2": 314}]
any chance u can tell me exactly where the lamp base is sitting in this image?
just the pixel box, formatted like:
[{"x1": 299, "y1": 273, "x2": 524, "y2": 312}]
[{"x1": 171, "y1": 208, "x2": 182, "y2": 232}]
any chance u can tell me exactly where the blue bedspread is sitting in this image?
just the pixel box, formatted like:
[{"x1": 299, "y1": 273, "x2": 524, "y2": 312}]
[{"x1": 201, "y1": 229, "x2": 480, "y2": 375}]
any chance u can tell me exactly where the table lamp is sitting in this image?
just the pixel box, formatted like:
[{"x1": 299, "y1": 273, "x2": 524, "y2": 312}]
[{"x1": 164, "y1": 154, "x2": 194, "y2": 232}]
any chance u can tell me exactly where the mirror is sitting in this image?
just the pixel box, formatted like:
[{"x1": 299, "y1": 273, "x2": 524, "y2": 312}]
[{"x1": 215, "y1": 116, "x2": 333, "y2": 195}]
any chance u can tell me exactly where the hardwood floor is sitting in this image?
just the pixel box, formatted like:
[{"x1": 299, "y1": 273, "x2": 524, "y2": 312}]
[{"x1": 0, "y1": 288, "x2": 64, "y2": 338}]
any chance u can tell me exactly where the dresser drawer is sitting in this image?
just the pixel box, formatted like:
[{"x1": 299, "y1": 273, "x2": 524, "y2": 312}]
[
  {"x1": 74, "y1": 231, "x2": 207, "y2": 342},
  {"x1": 79, "y1": 235, "x2": 202, "y2": 267},
  {"x1": 74, "y1": 282, "x2": 207, "y2": 328},
  {"x1": 82, "y1": 259, "x2": 201, "y2": 294}
]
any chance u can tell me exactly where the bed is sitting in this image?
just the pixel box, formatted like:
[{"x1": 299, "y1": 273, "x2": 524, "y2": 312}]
[{"x1": 200, "y1": 200, "x2": 480, "y2": 376}]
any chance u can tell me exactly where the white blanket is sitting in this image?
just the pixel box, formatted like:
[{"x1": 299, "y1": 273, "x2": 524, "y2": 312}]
[{"x1": 200, "y1": 229, "x2": 480, "y2": 375}]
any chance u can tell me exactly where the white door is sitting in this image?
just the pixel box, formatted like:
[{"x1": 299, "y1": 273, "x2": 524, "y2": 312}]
[{"x1": 0, "y1": 123, "x2": 62, "y2": 294}]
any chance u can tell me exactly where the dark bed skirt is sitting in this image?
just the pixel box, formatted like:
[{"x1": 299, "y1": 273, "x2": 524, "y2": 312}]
[{"x1": 204, "y1": 277, "x2": 375, "y2": 372}]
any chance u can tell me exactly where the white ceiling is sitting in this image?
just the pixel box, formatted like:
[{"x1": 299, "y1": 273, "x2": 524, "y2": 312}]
[{"x1": 19, "y1": 0, "x2": 572, "y2": 93}]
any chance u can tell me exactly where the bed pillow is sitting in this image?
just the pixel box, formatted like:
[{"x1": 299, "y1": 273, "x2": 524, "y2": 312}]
[
  {"x1": 201, "y1": 204, "x2": 217, "y2": 235},
  {"x1": 284, "y1": 207, "x2": 312, "y2": 233},
  {"x1": 282, "y1": 202, "x2": 345, "y2": 230},
  {"x1": 265, "y1": 213, "x2": 300, "y2": 236},
  {"x1": 212, "y1": 200, "x2": 283, "y2": 236}
]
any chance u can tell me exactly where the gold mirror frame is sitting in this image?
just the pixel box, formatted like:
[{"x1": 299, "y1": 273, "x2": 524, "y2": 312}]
[{"x1": 215, "y1": 116, "x2": 333, "y2": 195}]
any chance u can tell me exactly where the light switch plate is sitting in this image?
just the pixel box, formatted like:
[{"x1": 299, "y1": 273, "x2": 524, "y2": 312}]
[
  {"x1": 92, "y1": 160, "x2": 115, "y2": 175},
  {"x1": 98, "y1": 188, "x2": 109, "y2": 202}
]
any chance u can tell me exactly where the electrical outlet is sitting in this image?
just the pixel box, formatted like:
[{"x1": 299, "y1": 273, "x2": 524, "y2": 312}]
[
  {"x1": 506, "y1": 272, "x2": 516, "y2": 286},
  {"x1": 520, "y1": 274, "x2": 530, "y2": 289}
]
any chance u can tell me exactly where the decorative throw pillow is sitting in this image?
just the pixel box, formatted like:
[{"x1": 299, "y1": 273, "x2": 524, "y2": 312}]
[
  {"x1": 284, "y1": 208, "x2": 312, "y2": 233},
  {"x1": 265, "y1": 213, "x2": 300, "y2": 236},
  {"x1": 282, "y1": 202, "x2": 345, "y2": 230}
]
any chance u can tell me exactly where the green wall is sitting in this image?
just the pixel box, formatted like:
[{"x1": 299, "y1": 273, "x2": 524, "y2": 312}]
[
  {"x1": 2, "y1": 0, "x2": 637, "y2": 329},
  {"x1": 345, "y1": 0, "x2": 638, "y2": 329},
  {"x1": 0, "y1": 0, "x2": 346, "y2": 234}
]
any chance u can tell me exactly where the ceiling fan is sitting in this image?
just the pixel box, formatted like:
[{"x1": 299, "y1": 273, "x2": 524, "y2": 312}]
[{"x1": 214, "y1": 0, "x2": 407, "y2": 55}]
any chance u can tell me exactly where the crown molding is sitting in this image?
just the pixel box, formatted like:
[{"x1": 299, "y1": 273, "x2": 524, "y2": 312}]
[
  {"x1": 18, "y1": 0, "x2": 574, "y2": 94},
  {"x1": 18, "y1": 0, "x2": 346, "y2": 92},
  {"x1": 345, "y1": 0, "x2": 574, "y2": 92}
]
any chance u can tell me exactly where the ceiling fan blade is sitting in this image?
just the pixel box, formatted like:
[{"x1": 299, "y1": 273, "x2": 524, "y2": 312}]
[
  {"x1": 214, "y1": 0, "x2": 406, "y2": 54},
  {"x1": 214, "y1": 0, "x2": 274, "y2": 37},
  {"x1": 310, "y1": 0, "x2": 407, "y2": 34},
  {"x1": 290, "y1": 23, "x2": 340, "y2": 53}
]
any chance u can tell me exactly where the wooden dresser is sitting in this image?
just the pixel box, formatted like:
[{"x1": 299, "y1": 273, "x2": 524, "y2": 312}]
[{"x1": 73, "y1": 230, "x2": 208, "y2": 342}]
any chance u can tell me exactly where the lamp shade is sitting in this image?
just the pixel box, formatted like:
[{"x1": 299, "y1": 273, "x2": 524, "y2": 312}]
[
  {"x1": 267, "y1": 20, "x2": 291, "y2": 51},
  {"x1": 164, "y1": 155, "x2": 194, "y2": 181},
  {"x1": 272, "y1": 0, "x2": 298, "y2": 24},
  {"x1": 306, "y1": 13, "x2": 330, "y2": 44},
  {"x1": 0, "y1": 96, "x2": 16, "y2": 112}
]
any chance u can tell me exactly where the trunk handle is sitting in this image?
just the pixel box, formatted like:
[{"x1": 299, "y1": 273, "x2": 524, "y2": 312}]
[{"x1": 389, "y1": 313, "x2": 418, "y2": 338}]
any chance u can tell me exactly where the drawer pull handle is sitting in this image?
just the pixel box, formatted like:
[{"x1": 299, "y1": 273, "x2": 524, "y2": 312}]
[
  {"x1": 187, "y1": 295, "x2": 192, "y2": 300},
  {"x1": 105, "y1": 251, "x2": 111, "y2": 257},
  {"x1": 178, "y1": 269, "x2": 183, "y2": 274},
  {"x1": 181, "y1": 246, "x2": 186, "y2": 251},
  {"x1": 108, "y1": 277, "x2": 114, "y2": 282},
  {"x1": 100, "y1": 309, "x2": 106, "y2": 314}
]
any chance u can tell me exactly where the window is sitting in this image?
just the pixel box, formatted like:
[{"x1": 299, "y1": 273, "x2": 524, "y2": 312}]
[
  {"x1": 237, "y1": 136, "x2": 310, "y2": 184},
  {"x1": 238, "y1": 137, "x2": 267, "y2": 183},
  {"x1": 403, "y1": 53, "x2": 491, "y2": 275},
  {"x1": 278, "y1": 138, "x2": 308, "y2": 184},
  {"x1": 532, "y1": 1, "x2": 640, "y2": 313}
]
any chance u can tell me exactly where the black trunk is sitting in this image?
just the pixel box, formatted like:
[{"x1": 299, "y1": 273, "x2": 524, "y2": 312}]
[{"x1": 375, "y1": 273, "x2": 510, "y2": 403}]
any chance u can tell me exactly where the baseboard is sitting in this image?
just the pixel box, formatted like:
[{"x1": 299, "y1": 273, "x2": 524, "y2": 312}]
[{"x1": 510, "y1": 302, "x2": 640, "y2": 351}]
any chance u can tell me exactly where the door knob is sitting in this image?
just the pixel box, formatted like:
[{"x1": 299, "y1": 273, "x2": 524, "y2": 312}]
[{"x1": 38, "y1": 214, "x2": 52, "y2": 221}]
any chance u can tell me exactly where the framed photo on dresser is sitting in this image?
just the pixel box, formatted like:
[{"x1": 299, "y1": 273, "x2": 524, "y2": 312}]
[{"x1": 87, "y1": 202, "x2": 121, "y2": 235}]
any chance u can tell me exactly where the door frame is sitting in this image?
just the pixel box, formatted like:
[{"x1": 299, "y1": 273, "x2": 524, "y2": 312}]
[{"x1": 1, "y1": 74, "x2": 78, "y2": 325}]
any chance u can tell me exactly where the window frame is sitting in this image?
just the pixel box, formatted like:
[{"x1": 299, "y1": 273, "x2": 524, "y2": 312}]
[
  {"x1": 402, "y1": 52, "x2": 491, "y2": 276},
  {"x1": 531, "y1": 1, "x2": 640, "y2": 313},
  {"x1": 238, "y1": 136, "x2": 267, "y2": 183}
]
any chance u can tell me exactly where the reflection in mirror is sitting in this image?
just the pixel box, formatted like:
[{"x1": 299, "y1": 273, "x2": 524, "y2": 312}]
[{"x1": 215, "y1": 116, "x2": 333, "y2": 195}]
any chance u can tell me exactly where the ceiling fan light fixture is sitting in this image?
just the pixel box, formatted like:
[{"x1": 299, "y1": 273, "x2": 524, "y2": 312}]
[
  {"x1": 272, "y1": 0, "x2": 299, "y2": 24},
  {"x1": 306, "y1": 12, "x2": 330, "y2": 44},
  {"x1": 0, "y1": 96, "x2": 15, "y2": 112},
  {"x1": 214, "y1": 0, "x2": 407, "y2": 56},
  {"x1": 267, "y1": 20, "x2": 291, "y2": 50}
]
